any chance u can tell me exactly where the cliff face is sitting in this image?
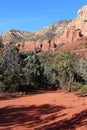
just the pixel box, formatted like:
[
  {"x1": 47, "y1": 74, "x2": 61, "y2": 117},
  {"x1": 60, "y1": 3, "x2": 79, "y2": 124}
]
[
  {"x1": 58, "y1": 28, "x2": 82, "y2": 44},
  {"x1": 16, "y1": 39, "x2": 56, "y2": 52},
  {"x1": 68, "y1": 4, "x2": 87, "y2": 36},
  {"x1": 58, "y1": 5, "x2": 87, "y2": 44}
]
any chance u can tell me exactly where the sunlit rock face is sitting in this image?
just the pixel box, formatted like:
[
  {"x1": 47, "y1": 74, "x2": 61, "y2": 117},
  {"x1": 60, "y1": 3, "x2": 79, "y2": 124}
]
[
  {"x1": 16, "y1": 39, "x2": 57, "y2": 52},
  {"x1": 58, "y1": 5, "x2": 87, "y2": 44},
  {"x1": 78, "y1": 5, "x2": 87, "y2": 20},
  {"x1": 68, "y1": 5, "x2": 87, "y2": 36},
  {"x1": 58, "y1": 28, "x2": 82, "y2": 44}
]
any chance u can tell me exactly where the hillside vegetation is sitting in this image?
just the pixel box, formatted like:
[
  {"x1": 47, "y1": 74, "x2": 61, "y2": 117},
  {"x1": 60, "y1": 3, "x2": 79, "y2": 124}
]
[
  {"x1": 1, "y1": 20, "x2": 71, "y2": 44},
  {"x1": 0, "y1": 45, "x2": 87, "y2": 95}
]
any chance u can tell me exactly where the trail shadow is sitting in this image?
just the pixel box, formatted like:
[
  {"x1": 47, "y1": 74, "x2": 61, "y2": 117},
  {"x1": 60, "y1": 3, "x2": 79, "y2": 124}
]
[
  {"x1": 0, "y1": 103, "x2": 86, "y2": 130},
  {"x1": 39, "y1": 109, "x2": 87, "y2": 130},
  {"x1": 0, "y1": 104, "x2": 66, "y2": 128}
]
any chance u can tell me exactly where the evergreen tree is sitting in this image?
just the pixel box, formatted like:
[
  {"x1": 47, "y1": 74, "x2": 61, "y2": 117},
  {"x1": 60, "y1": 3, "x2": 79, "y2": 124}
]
[
  {"x1": 78, "y1": 60, "x2": 87, "y2": 82},
  {"x1": 2, "y1": 44, "x2": 20, "y2": 74},
  {"x1": 19, "y1": 51, "x2": 44, "y2": 91},
  {"x1": 54, "y1": 51, "x2": 79, "y2": 91},
  {"x1": 1, "y1": 45, "x2": 20, "y2": 92}
]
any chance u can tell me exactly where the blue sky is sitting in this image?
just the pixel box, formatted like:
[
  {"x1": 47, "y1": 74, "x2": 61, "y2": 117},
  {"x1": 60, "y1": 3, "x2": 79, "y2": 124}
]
[{"x1": 0, "y1": 0, "x2": 87, "y2": 34}]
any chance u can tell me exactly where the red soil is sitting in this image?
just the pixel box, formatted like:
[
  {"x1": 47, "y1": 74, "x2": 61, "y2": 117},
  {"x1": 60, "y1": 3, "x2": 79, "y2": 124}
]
[{"x1": 0, "y1": 91, "x2": 87, "y2": 130}]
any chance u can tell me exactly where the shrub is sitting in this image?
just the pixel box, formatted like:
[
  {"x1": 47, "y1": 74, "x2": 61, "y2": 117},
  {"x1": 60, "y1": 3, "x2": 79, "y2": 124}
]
[
  {"x1": 0, "y1": 81, "x2": 5, "y2": 93},
  {"x1": 72, "y1": 82, "x2": 81, "y2": 92},
  {"x1": 62, "y1": 85, "x2": 68, "y2": 91},
  {"x1": 80, "y1": 85, "x2": 87, "y2": 94}
]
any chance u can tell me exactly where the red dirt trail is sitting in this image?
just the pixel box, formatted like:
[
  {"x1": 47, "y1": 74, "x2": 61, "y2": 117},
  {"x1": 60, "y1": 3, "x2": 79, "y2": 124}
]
[{"x1": 0, "y1": 91, "x2": 87, "y2": 130}]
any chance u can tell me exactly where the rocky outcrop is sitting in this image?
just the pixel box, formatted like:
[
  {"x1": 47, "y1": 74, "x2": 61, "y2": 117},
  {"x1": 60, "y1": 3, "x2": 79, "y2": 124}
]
[
  {"x1": 16, "y1": 39, "x2": 57, "y2": 52},
  {"x1": 68, "y1": 5, "x2": 87, "y2": 36},
  {"x1": 58, "y1": 27, "x2": 82, "y2": 44},
  {"x1": 78, "y1": 5, "x2": 87, "y2": 20},
  {"x1": 2, "y1": 29, "x2": 33, "y2": 46},
  {"x1": 16, "y1": 42, "x2": 36, "y2": 52},
  {"x1": 58, "y1": 5, "x2": 87, "y2": 44}
]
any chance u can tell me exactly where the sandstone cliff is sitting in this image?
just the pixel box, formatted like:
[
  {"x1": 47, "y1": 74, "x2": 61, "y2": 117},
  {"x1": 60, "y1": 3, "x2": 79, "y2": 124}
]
[
  {"x1": 58, "y1": 5, "x2": 87, "y2": 44},
  {"x1": 16, "y1": 39, "x2": 56, "y2": 52},
  {"x1": 58, "y1": 28, "x2": 82, "y2": 44},
  {"x1": 69, "y1": 4, "x2": 87, "y2": 36}
]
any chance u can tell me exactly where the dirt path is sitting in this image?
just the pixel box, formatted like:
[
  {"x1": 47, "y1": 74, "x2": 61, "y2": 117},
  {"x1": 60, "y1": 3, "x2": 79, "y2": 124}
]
[{"x1": 0, "y1": 91, "x2": 87, "y2": 130}]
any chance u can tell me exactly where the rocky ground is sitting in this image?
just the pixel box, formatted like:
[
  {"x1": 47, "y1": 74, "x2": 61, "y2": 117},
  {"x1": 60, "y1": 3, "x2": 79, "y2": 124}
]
[{"x1": 0, "y1": 91, "x2": 87, "y2": 130}]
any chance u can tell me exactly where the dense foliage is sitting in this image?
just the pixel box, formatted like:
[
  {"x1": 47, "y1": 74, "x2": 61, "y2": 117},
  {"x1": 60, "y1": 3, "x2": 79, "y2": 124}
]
[
  {"x1": 0, "y1": 45, "x2": 87, "y2": 94},
  {"x1": 53, "y1": 51, "x2": 79, "y2": 91}
]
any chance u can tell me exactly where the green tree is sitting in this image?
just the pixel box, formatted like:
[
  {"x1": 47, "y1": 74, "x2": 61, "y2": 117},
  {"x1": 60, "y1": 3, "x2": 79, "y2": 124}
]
[
  {"x1": 1, "y1": 45, "x2": 20, "y2": 92},
  {"x1": 54, "y1": 51, "x2": 79, "y2": 92},
  {"x1": 19, "y1": 51, "x2": 44, "y2": 92},
  {"x1": 2, "y1": 71, "x2": 20, "y2": 92},
  {"x1": 78, "y1": 60, "x2": 87, "y2": 83},
  {"x1": 2, "y1": 44, "x2": 20, "y2": 74},
  {"x1": 39, "y1": 52, "x2": 59, "y2": 89},
  {"x1": 44, "y1": 63, "x2": 59, "y2": 89},
  {"x1": 0, "y1": 51, "x2": 3, "y2": 71}
]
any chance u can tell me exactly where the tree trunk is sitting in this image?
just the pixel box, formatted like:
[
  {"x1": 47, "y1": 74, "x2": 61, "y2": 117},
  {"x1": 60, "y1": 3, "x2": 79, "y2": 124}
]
[{"x1": 68, "y1": 73, "x2": 74, "y2": 92}]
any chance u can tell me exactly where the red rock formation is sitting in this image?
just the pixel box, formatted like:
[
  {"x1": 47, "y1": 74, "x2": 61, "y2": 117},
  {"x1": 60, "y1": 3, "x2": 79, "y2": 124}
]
[
  {"x1": 16, "y1": 40, "x2": 57, "y2": 52},
  {"x1": 16, "y1": 42, "x2": 36, "y2": 52},
  {"x1": 40, "y1": 40, "x2": 49, "y2": 51},
  {"x1": 57, "y1": 5, "x2": 87, "y2": 44},
  {"x1": 58, "y1": 28, "x2": 82, "y2": 44},
  {"x1": 67, "y1": 5, "x2": 87, "y2": 36},
  {"x1": 49, "y1": 40, "x2": 57, "y2": 52}
]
